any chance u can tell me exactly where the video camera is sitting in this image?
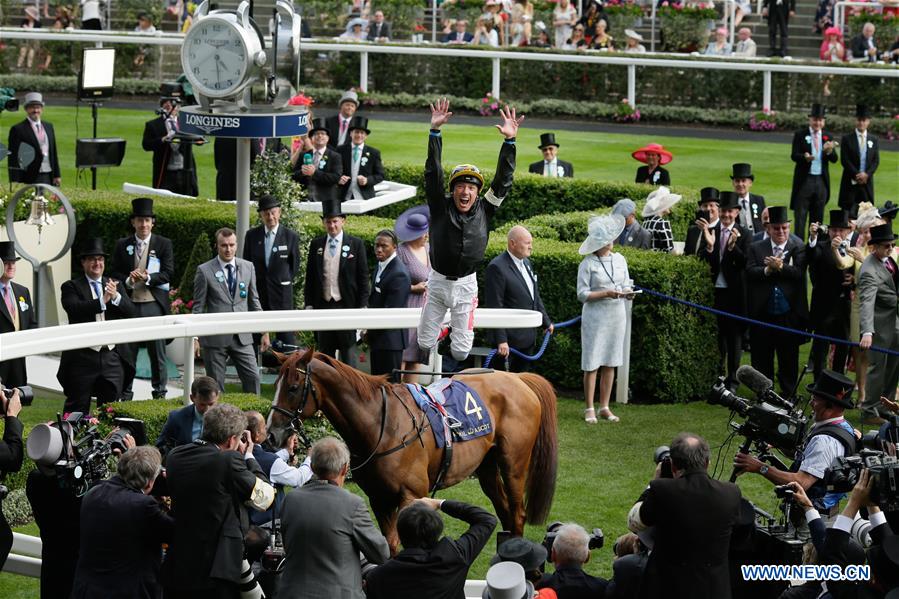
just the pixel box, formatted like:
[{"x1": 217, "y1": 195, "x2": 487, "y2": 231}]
[
  {"x1": 26, "y1": 413, "x2": 147, "y2": 496},
  {"x1": 542, "y1": 521, "x2": 604, "y2": 560},
  {"x1": 824, "y1": 450, "x2": 899, "y2": 511},
  {"x1": 0, "y1": 88, "x2": 18, "y2": 113}
]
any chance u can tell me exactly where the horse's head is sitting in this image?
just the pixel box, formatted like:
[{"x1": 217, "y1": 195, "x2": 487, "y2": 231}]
[{"x1": 268, "y1": 347, "x2": 319, "y2": 448}]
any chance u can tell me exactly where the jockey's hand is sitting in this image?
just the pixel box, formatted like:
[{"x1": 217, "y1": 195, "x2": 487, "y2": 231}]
[
  {"x1": 495, "y1": 105, "x2": 524, "y2": 139},
  {"x1": 429, "y1": 98, "x2": 453, "y2": 129},
  {"x1": 497, "y1": 342, "x2": 509, "y2": 357}
]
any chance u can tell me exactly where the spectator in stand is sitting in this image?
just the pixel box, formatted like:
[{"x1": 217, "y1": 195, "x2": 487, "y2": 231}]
[
  {"x1": 445, "y1": 19, "x2": 474, "y2": 44},
  {"x1": 819, "y1": 26, "x2": 847, "y2": 62},
  {"x1": 510, "y1": 0, "x2": 534, "y2": 45},
  {"x1": 133, "y1": 12, "x2": 157, "y2": 68},
  {"x1": 340, "y1": 17, "x2": 368, "y2": 41},
  {"x1": 364, "y1": 497, "x2": 498, "y2": 599},
  {"x1": 577, "y1": 0, "x2": 607, "y2": 45},
  {"x1": 563, "y1": 24, "x2": 587, "y2": 50},
  {"x1": 80, "y1": 0, "x2": 105, "y2": 30},
  {"x1": 553, "y1": 0, "x2": 578, "y2": 48},
  {"x1": 888, "y1": 32, "x2": 899, "y2": 63},
  {"x1": 762, "y1": 0, "x2": 795, "y2": 57},
  {"x1": 732, "y1": 0, "x2": 752, "y2": 27},
  {"x1": 623, "y1": 29, "x2": 647, "y2": 53},
  {"x1": 578, "y1": 214, "x2": 634, "y2": 424},
  {"x1": 704, "y1": 27, "x2": 733, "y2": 56},
  {"x1": 632, "y1": 143, "x2": 672, "y2": 186},
  {"x1": 474, "y1": 13, "x2": 500, "y2": 46},
  {"x1": 850, "y1": 21, "x2": 879, "y2": 62},
  {"x1": 16, "y1": 6, "x2": 40, "y2": 73},
  {"x1": 536, "y1": 524, "x2": 608, "y2": 597},
  {"x1": 613, "y1": 198, "x2": 652, "y2": 249},
  {"x1": 814, "y1": 0, "x2": 838, "y2": 34},
  {"x1": 484, "y1": 0, "x2": 506, "y2": 45},
  {"x1": 394, "y1": 206, "x2": 431, "y2": 384},
  {"x1": 642, "y1": 187, "x2": 681, "y2": 253},
  {"x1": 367, "y1": 10, "x2": 390, "y2": 41},
  {"x1": 532, "y1": 23, "x2": 552, "y2": 48},
  {"x1": 733, "y1": 27, "x2": 757, "y2": 56},
  {"x1": 590, "y1": 19, "x2": 614, "y2": 50}
]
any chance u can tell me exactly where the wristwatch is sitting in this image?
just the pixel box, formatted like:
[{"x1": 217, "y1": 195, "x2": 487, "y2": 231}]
[{"x1": 759, "y1": 464, "x2": 770, "y2": 476}]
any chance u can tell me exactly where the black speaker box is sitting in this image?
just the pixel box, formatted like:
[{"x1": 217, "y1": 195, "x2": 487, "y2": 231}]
[{"x1": 76, "y1": 138, "x2": 126, "y2": 168}]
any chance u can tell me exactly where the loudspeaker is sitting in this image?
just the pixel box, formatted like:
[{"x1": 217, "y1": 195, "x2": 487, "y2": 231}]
[{"x1": 76, "y1": 138, "x2": 126, "y2": 168}]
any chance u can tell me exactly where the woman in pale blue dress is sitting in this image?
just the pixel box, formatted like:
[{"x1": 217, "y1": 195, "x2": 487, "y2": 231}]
[{"x1": 578, "y1": 213, "x2": 636, "y2": 423}]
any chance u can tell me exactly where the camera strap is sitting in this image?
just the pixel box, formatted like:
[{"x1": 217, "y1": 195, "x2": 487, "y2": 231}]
[{"x1": 805, "y1": 422, "x2": 857, "y2": 457}]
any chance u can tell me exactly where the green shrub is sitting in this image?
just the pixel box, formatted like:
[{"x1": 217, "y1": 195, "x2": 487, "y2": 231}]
[{"x1": 176, "y1": 231, "x2": 212, "y2": 304}]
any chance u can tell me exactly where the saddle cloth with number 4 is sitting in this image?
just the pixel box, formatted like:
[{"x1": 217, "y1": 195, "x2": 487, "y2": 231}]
[{"x1": 405, "y1": 379, "x2": 494, "y2": 449}]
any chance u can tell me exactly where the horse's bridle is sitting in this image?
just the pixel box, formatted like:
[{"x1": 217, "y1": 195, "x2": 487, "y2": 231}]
[{"x1": 270, "y1": 361, "x2": 319, "y2": 449}]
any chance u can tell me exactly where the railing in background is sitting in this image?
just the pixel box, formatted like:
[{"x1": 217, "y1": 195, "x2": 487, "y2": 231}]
[
  {"x1": 834, "y1": 1, "x2": 884, "y2": 39},
  {"x1": 2, "y1": 28, "x2": 896, "y2": 112}
]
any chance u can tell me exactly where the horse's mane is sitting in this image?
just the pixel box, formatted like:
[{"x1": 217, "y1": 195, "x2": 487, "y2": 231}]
[{"x1": 314, "y1": 352, "x2": 389, "y2": 400}]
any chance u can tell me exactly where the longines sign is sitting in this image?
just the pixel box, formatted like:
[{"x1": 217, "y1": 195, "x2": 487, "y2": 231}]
[{"x1": 178, "y1": 106, "x2": 309, "y2": 138}]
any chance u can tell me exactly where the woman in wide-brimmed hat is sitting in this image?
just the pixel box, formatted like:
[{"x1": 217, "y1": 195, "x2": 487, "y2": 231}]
[
  {"x1": 632, "y1": 143, "x2": 673, "y2": 186},
  {"x1": 395, "y1": 205, "x2": 432, "y2": 382},
  {"x1": 641, "y1": 187, "x2": 682, "y2": 253},
  {"x1": 577, "y1": 213, "x2": 635, "y2": 424}
]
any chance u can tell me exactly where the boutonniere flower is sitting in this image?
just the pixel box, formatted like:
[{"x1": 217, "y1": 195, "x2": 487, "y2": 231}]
[
  {"x1": 652, "y1": 171, "x2": 660, "y2": 183},
  {"x1": 126, "y1": 244, "x2": 134, "y2": 256},
  {"x1": 360, "y1": 157, "x2": 369, "y2": 166},
  {"x1": 342, "y1": 251, "x2": 348, "y2": 258},
  {"x1": 867, "y1": 140, "x2": 874, "y2": 148},
  {"x1": 319, "y1": 158, "x2": 327, "y2": 169},
  {"x1": 215, "y1": 270, "x2": 225, "y2": 281},
  {"x1": 18, "y1": 297, "x2": 28, "y2": 311},
  {"x1": 238, "y1": 281, "x2": 246, "y2": 290},
  {"x1": 805, "y1": 135, "x2": 812, "y2": 144},
  {"x1": 149, "y1": 249, "x2": 157, "y2": 256},
  {"x1": 239, "y1": 290, "x2": 247, "y2": 298},
  {"x1": 342, "y1": 245, "x2": 350, "y2": 252},
  {"x1": 822, "y1": 135, "x2": 829, "y2": 142},
  {"x1": 556, "y1": 165, "x2": 565, "y2": 177}
]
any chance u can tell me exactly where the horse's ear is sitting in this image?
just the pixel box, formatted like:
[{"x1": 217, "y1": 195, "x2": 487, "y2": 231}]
[
  {"x1": 273, "y1": 350, "x2": 288, "y2": 364},
  {"x1": 301, "y1": 346, "x2": 315, "y2": 362}
]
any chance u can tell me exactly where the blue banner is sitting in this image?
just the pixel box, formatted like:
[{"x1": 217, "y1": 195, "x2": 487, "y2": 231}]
[{"x1": 178, "y1": 107, "x2": 308, "y2": 138}]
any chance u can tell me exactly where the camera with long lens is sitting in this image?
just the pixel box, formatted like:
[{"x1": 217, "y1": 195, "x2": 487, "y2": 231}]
[
  {"x1": 2, "y1": 384, "x2": 34, "y2": 408},
  {"x1": 654, "y1": 445, "x2": 673, "y2": 479},
  {"x1": 541, "y1": 521, "x2": 604, "y2": 561},
  {"x1": 26, "y1": 413, "x2": 147, "y2": 496},
  {"x1": 708, "y1": 376, "x2": 807, "y2": 455},
  {"x1": 824, "y1": 450, "x2": 899, "y2": 511}
]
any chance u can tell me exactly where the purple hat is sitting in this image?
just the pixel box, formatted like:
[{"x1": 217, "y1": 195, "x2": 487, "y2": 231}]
[{"x1": 395, "y1": 205, "x2": 430, "y2": 243}]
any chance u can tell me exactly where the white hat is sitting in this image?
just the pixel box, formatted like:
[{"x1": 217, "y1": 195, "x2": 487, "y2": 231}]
[
  {"x1": 24, "y1": 92, "x2": 44, "y2": 107},
  {"x1": 855, "y1": 201, "x2": 881, "y2": 230},
  {"x1": 641, "y1": 186, "x2": 682, "y2": 218},
  {"x1": 624, "y1": 29, "x2": 643, "y2": 42},
  {"x1": 345, "y1": 17, "x2": 368, "y2": 33},
  {"x1": 482, "y1": 562, "x2": 534, "y2": 599},
  {"x1": 24, "y1": 5, "x2": 39, "y2": 21},
  {"x1": 579, "y1": 213, "x2": 626, "y2": 255},
  {"x1": 339, "y1": 89, "x2": 360, "y2": 107}
]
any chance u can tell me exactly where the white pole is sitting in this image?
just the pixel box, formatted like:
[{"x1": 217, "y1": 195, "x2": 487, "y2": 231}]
[
  {"x1": 492, "y1": 57, "x2": 501, "y2": 99},
  {"x1": 183, "y1": 336, "x2": 195, "y2": 404},
  {"x1": 763, "y1": 70, "x2": 772, "y2": 112},
  {"x1": 360, "y1": 51, "x2": 369, "y2": 92},
  {"x1": 627, "y1": 64, "x2": 636, "y2": 107},
  {"x1": 650, "y1": 2, "x2": 657, "y2": 52},
  {"x1": 235, "y1": 138, "x2": 251, "y2": 253},
  {"x1": 432, "y1": 0, "x2": 438, "y2": 43},
  {"x1": 728, "y1": 0, "x2": 735, "y2": 49}
]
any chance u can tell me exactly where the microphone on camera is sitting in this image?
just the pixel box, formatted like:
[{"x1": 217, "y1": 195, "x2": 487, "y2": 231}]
[{"x1": 735, "y1": 365, "x2": 794, "y2": 410}]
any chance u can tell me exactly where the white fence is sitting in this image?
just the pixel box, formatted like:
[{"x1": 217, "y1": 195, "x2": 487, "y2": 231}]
[{"x1": 1, "y1": 28, "x2": 896, "y2": 113}]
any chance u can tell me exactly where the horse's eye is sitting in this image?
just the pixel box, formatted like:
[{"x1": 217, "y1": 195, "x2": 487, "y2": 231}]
[{"x1": 288, "y1": 384, "x2": 300, "y2": 394}]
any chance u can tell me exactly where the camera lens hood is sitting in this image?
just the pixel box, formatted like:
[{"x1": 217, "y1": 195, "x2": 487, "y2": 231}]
[{"x1": 26, "y1": 423, "x2": 65, "y2": 466}]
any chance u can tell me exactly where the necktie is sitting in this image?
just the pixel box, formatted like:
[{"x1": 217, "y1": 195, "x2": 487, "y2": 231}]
[
  {"x1": 264, "y1": 230, "x2": 274, "y2": 267},
  {"x1": 813, "y1": 131, "x2": 820, "y2": 153},
  {"x1": 740, "y1": 199, "x2": 750, "y2": 227},
  {"x1": 720, "y1": 228, "x2": 730, "y2": 257},
  {"x1": 329, "y1": 238, "x2": 338, "y2": 257},
  {"x1": 885, "y1": 259, "x2": 896, "y2": 275},
  {"x1": 353, "y1": 145, "x2": 361, "y2": 164},
  {"x1": 774, "y1": 246, "x2": 784, "y2": 259},
  {"x1": 859, "y1": 134, "x2": 867, "y2": 173},
  {"x1": 226, "y1": 264, "x2": 236, "y2": 297},
  {"x1": 35, "y1": 122, "x2": 45, "y2": 143},
  {"x1": 313, "y1": 151, "x2": 322, "y2": 168},
  {"x1": 2, "y1": 285, "x2": 18, "y2": 331},
  {"x1": 91, "y1": 280, "x2": 105, "y2": 310},
  {"x1": 340, "y1": 119, "x2": 348, "y2": 138}
]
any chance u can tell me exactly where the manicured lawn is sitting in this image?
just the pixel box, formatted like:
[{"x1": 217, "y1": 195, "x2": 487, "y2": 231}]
[{"x1": 1, "y1": 106, "x2": 896, "y2": 208}]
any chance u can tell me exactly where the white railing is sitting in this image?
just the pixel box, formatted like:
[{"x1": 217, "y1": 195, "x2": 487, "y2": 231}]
[
  {"x1": 1, "y1": 28, "x2": 896, "y2": 113},
  {"x1": 834, "y1": 2, "x2": 883, "y2": 37}
]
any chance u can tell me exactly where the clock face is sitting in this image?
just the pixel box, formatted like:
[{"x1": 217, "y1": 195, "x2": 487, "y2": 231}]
[{"x1": 183, "y1": 17, "x2": 249, "y2": 97}]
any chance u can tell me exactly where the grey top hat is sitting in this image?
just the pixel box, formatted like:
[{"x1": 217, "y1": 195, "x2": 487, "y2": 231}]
[
  {"x1": 24, "y1": 92, "x2": 44, "y2": 107},
  {"x1": 339, "y1": 89, "x2": 360, "y2": 108},
  {"x1": 482, "y1": 562, "x2": 534, "y2": 599}
]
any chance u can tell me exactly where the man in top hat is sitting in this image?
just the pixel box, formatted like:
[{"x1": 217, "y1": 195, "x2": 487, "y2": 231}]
[
  {"x1": 483, "y1": 226, "x2": 553, "y2": 373},
  {"x1": 338, "y1": 116, "x2": 385, "y2": 201},
  {"x1": 632, "y1": 143, "x2": 672, "y2": 186},
  {"x1": 193, "y1": 227, "x2": 262, "y2": 394},
  {"x1": 762, "y1": 0, "x2": 795, "y2": 57},
  {"x1": 243, "y1": 194, "x2": 300, "y2": 350},
  {"x1": 857, "y1": 222, "x2": 899, "y2": 425},
  {"x1": 838, "y1": 105, "x2": 880, "y2": 215},
  {"x1": 745, "y1": 206, "x2": 809, "y2": 394},
  {"x1": 528, "y1": 133, "x2": 573, "y2": 178},
  {"x1": 790, "y1": 103, "x2": 839, "y2": 240},
  {"x1": 58, "y1": 238, "x2": 137, "y2": 414},
  {"x1": 292, "y1": 117, "x2": 344, "y2": 203},
  {"x1": 684, "y1": 187, "x2": 721, "y2": 256},
  {"x1": 806, "y1": 210, "x2": 855, "y2": 382},
  {"x1": 734, "y1": 370, "x2": 857, "y2": 510},
  {"x1": 612, "y1": 198, "x2": 651, "y2": 249},
  {"x1": 110, "y1": 197, "x2": 175, "y2": 400},
  {"x1": 7, "y1": 92, "x2": 61, "y2": 186},
  {"x1": 142, "y1": 89, "x2": 201, "y2": 197},
  {"x1": 699, "y1": 192, "x2": 752, "y2": 390},
  {"x1": 304, "y1": 198, "x2": 369, "y2": 367},
  {"x1": 730, "y1": 163, "x2": 766, "y2": 234},
  {"x1": 0, "y1": 242, "x2": 37, "y2": 388},
  {"x1": 417, "y1": 97, "x2": 521, "y2": 363},
  {"x1": 325, "y1": 90, "x2": 361, "y2": 149}
]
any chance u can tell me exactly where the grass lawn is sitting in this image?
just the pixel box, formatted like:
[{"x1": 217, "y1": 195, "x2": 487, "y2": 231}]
[
  {"x1": 1, "y1": 107, "x2": 896, "y2": 207},
  {"x1": 2, "y1": 393, "x2": 782, "y2": 596}
]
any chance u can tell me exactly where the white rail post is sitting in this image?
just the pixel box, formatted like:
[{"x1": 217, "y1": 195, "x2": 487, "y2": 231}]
[
  {"x1": 432, "y1": 0, "x2": 438, "y2": 43},
  {"x1": 763, "y1": 70, "x2": 772, "y2": 112},
  {"x1": 183, "y1": 336, "x2": 195, "y2": 405},
  {"x1": 627, "y1": 64, "x2": 636, "y2": 107},
  {"x1": 360, "y1": 51, "x2": 369, "y2": 92},
  {"x1": 492, "y1": 57, "x2": 501, "y2": 99},
  {"x1": 650, "y1": 2, "x2": 657, "y2": 53}
]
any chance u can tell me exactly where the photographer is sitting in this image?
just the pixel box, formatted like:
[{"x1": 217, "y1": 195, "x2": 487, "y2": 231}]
[
  {"x1": 734, "y1": 370, "x2": 857, "y2": 514},
  {"x1": 536, "y1": 523, "x2": 608, "y2": 599},
  {"x1": 0, "y1": 387, "x2": 24, "y2": 569},
  {"x1": 627, "y1": 432, "x2": 743, "y2": 599},
  {"x1": 71, "y1": 445, "x2": 173, "y2": 599},
  {"x1": 606, "y1": 533, "x2": 648, "y2": 599}
]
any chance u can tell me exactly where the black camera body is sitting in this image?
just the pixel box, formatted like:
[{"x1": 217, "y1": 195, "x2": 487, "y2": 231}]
[
  {"x1": 542, "y1": 521, "x2": 604, "y2": 561},
  {"x1": 654, "y1": 445, "x2": 673, "y2": 479},
  {"x1": 824, "y1": 450, "x2": 899, "y2": 511},
  {"x1": 2, "y1": 384, "x2": 34, "y2": 408}
]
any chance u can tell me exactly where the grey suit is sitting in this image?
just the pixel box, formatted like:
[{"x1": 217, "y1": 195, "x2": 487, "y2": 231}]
[
  {"x1": 858, "y1": 253, "x2": 899, "y2": 419},
  {"x1": 192, "y1": 257, "x2": 261, "y2": 393},
  {"x1": 618, "y1": 221, "x2": 652, "y2": 250},
  {"x1": 278, "y1": 479, "x2": 389, "y2": 599}
]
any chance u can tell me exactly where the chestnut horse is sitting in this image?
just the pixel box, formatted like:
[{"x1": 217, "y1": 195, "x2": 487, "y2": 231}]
[{"x1": 269, "y1": 348, "x2": 558, "y2": 552}]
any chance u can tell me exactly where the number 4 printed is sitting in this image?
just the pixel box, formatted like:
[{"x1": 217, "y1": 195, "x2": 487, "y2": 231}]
[{"x1": 464, "y1": 392, "x2": 483, "y2": 421}]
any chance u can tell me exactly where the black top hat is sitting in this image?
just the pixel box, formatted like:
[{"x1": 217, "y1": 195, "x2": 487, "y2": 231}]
[
  {"x1": 348, "y1": 116, "x2": 371, "y2": 135},
  {"x1": 78, "y1": 237, "x2": 108, "y2": 258},
  {"x1": 867, "y1": 223, "x2": 897, "y2": 245},
  {"x1": 130, "y1": 197, "x2": 155, "y2": 218},
  {"x1": 489, "y1": 537, "x2": 547, "y2": 571},
  {"x1": 309, "y1": 117, "x2": 329, "y2": 136},
  {"x1": 718, "y1": 191, "x2": 740, "y2": 211},
  {"x1": 809, "y1": 103, "x2": 826, "y2": 118},
  {"x1": 806, "y1": 369, "x2": 854, "y2": 408},
  {"x1": 879, "y1": 201, "x2": 898, "y2": 221},
  {"x1": 855, "y1": 104, "x2": 871, "y2": 120},
  {"x1": 321, "y1": 195, "x2": 345, "y2": 219},
  {"x1": 159, "y1": 82, "x2": 184, "y2": 104},
  {"x1": 828, "y1": 209, "x2": 851, "y2": 229},
  {"x1": 767, "y1": 206, "x2": 790, "y2": 225},
  {"x1": 730, "y1": 163, "x2": 754, "y2": 181},
  {"x1": 538, "y1": 133, "x2": 559, "y2": 149},
  {"x1": 698, "y1": 187, "x2": 720, "y2": 205},
  {"x1": 256, "y1": 194, "x2": 281, "y2": 211},
  {"x1": 0, "y1": 241, "x2": 21, "y2": 263}
]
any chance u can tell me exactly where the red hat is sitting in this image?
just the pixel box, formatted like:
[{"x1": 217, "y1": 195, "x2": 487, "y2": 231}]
[{"x1": 631, "y1": 143, "x2": 673, "y2": 165}]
